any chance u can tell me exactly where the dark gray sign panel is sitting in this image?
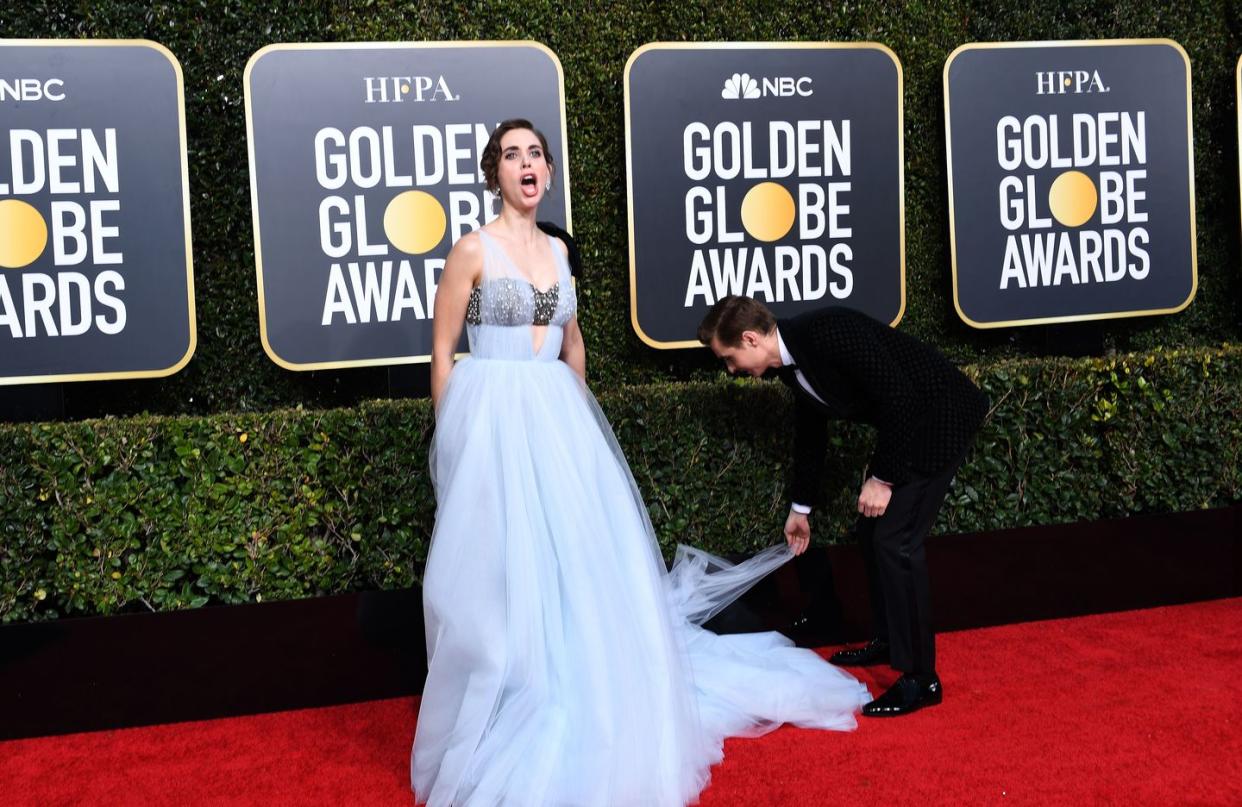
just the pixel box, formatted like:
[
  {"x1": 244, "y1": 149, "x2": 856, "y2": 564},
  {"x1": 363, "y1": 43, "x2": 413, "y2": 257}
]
[
  {"x1": 0, "y1": 40, "x2": 195, "y2": 385},
  {"x1": 625, "y1": 42, "x2": 904, "y2": 349},
  {"x1": 945, "y1": 40, "x2": 1196, "y2": 328},
  {"x1": 245, "y1": 42, "x2": 569, "y2": 370}
]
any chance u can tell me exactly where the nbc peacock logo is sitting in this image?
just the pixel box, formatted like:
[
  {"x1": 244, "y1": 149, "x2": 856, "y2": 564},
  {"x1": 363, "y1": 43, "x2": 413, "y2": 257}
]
[
  {"x1": 721, "y1": 73, "x2": 760, "y2": 100},
  {"x1": 721, "y1": 72, "x2": 812, "y2": 100}
]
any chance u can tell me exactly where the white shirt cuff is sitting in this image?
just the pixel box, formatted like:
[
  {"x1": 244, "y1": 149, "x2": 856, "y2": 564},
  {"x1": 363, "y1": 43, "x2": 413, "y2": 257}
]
[{"x1": 790, "y1": 502, "x2": 812, "y2": 515}]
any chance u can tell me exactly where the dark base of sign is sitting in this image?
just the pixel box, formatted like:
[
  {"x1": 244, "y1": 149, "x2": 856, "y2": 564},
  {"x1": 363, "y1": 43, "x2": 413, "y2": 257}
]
[
  {"x1": 18, "y1": 369, "x2": 405, "y2": 423},
  {"x1": 0, "y1": 383, "x2": 65, "y2": 423},
  {"x1": 1033, "y1": 319, "x2": 1106, "y2": 358},
  {"x1": 1, "y1": 505, "x2": 1236, "y2": 740},
  {"x1": 785, "y1": 504, "x2": 1238, "y2": 647},
  {"x1": 388, "y1": 365, "x2": 430, "y2": 399},
  {"x1": 0, "y1": 587, "x2": 427, "y2": 742}
]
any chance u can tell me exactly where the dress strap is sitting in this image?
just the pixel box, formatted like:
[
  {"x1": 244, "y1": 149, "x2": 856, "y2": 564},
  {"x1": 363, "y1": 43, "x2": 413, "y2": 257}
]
[{"x1": 476, "y1": 230, "x2": 510, "y2": 282}]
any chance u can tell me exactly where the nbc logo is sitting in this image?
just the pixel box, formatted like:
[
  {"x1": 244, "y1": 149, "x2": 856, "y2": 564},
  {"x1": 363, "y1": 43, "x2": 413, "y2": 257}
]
[
  {"x1": 722, "y1": 73, "x2": 760, "y2": 99},
  {"x1": 721, "y1": 72, "x2": 813, "y2": 100},
  {"x1": 0, "y1": 78, "x2": 65, "y2": 102}
]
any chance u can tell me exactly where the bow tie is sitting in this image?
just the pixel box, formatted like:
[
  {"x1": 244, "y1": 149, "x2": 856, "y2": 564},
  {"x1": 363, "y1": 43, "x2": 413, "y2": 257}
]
[{"x1": 773, "y1": 363, "x2": 799, "y2": 381}]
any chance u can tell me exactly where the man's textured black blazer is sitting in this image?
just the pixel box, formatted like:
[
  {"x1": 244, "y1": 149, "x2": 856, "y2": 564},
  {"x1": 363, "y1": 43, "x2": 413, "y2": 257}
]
[{"x1": 776, "y1": 307, "x2": 989, "y2": 505}]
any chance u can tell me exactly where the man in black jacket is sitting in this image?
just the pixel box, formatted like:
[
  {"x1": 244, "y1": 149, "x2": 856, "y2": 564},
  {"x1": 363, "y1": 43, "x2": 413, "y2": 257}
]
[{"x1": 699, "y1": 296, "x2": 988, "y2": 717}]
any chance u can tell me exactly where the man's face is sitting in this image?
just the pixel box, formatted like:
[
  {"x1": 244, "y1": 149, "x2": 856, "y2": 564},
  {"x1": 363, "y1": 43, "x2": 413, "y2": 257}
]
[{"x1": 710, "y1": 331, "x2": 770, "y2": 377}]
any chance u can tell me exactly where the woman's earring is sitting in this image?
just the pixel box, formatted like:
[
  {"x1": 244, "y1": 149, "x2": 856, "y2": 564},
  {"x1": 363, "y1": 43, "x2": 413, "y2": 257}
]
[{"x1": 545, "y1": 180, "x2": 552, "y2": 191}]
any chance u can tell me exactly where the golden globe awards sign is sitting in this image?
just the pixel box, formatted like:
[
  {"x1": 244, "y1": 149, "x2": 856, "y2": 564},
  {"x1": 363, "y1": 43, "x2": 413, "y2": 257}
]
[
  {"x1": 625, "y1": 43, "x2": 904, "y2": 348},
  {"x1": 0, "y1": 40, "x2": 195, "y2": 385},
  {"x1": 245, "y1": 42, "x2": 569, "y2": 369},
  {"x1": 945, "y1": 40, "x2": 1196, "y2": 328}
]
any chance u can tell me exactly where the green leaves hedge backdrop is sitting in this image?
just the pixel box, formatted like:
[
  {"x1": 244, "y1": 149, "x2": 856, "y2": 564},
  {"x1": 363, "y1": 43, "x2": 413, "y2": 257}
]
[
  {"x1": 1, "y1": 0, "x2": 1240, "y2": 412},
  {"x1": 1, "y1": 1, "x2": 1240, "y2": 621},
  {"x1": 3, "y1": 346, "x2": 1239, "y2": 622}
]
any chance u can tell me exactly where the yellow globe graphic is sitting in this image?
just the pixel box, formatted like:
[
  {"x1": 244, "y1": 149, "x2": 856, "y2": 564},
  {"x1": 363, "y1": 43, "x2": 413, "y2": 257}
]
[
  {"x1": 383, "y1": 191, "x2": 447, "y2": 255},
  {"x1": 740, "y1": 182, "x2": 796, "y2": 242},
  {"x1": 0, "y1": 199, "x2": 48, "y2": 269},
  {"x1": 1047, "y1": 171, "x2": 1098, "y2": 228}
]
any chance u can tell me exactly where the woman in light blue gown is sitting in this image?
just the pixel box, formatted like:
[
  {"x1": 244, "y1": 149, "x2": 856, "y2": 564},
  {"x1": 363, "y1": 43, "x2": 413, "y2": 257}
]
[{"x1": 410, "y1": 119, "x2": 870, "y2": 807}]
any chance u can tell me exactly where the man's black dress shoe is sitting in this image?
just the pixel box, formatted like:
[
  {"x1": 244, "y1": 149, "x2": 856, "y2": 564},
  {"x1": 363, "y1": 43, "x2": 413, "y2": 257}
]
[
  {"x1": 861, "y1": 673, "x2": 942, "y2": 717},
  {"x1": 828, "y1": 639, "x2": 890, "y2": 667}
]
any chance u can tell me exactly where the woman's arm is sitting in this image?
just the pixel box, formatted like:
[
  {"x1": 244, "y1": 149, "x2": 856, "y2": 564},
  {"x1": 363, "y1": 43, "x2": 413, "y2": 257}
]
[
  {"x1": 430, "y1": 234, "x2": 482, "y2": 412},
  {"x1": 560, "y1": 315, "x2": 586, "y2": 380},
  {"x1": 551, "y1": 236, "x2": 586, "y2": 380}
]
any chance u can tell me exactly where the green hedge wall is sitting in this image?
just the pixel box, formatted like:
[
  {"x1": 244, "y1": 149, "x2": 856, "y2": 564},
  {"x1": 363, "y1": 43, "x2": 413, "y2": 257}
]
[
  {"x1": 0, "y1": 0, "x2": 1239, "y2": 416},
  {"x1": 3, "y1": 343, "x2": 1239, "y2": 623},
  {"x1": 2, "y1": 2, "x2": 1241, "y2": 625}
]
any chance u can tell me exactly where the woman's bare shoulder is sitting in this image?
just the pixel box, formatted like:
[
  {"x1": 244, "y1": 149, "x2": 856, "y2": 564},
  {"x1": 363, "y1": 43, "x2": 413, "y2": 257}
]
[{"x1": 443, "y1": 231, "x2": 484, "y2": 284}]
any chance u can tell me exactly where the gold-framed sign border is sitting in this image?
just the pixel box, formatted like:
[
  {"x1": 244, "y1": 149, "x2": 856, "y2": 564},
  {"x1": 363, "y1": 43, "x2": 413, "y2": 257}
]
[
  {"x1": 623, "y1": 40, "x2": 906, "y2": 350},
  {"x1": 943, "y1": 38, "x2": 1197, "y2": 330},
  {"x1": 244, "y1": 40, "x2": 571, "y2": 371},
  {"x1": 0, "y1": 38, "x2": 197, "y2": 387},
  {"x1": 1236, "y1": 54, "x2": 1241, "y2": 253}
]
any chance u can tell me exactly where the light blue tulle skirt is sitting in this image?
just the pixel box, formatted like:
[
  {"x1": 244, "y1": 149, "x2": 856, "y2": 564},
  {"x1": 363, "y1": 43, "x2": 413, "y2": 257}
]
[{"x1": 411, "y1": 356, "x2": 870, "y2": 807}]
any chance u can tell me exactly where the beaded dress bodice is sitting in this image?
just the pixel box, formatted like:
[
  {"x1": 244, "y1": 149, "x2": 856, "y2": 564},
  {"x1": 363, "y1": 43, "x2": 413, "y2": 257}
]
[{"x1": 465, "y1": 230, "x2": 576, "y2": 361}]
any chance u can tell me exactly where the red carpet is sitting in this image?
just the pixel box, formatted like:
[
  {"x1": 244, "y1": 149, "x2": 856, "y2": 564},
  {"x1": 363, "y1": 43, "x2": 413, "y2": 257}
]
[{"x1": 2, "y1": 598, "x2": 1239, "y2": 806}]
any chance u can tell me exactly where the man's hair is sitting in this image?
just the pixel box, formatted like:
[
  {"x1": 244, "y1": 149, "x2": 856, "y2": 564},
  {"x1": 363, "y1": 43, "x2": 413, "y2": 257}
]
[{"x1": 697, "y1": 295, "x2": 776, "y2": 346}]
